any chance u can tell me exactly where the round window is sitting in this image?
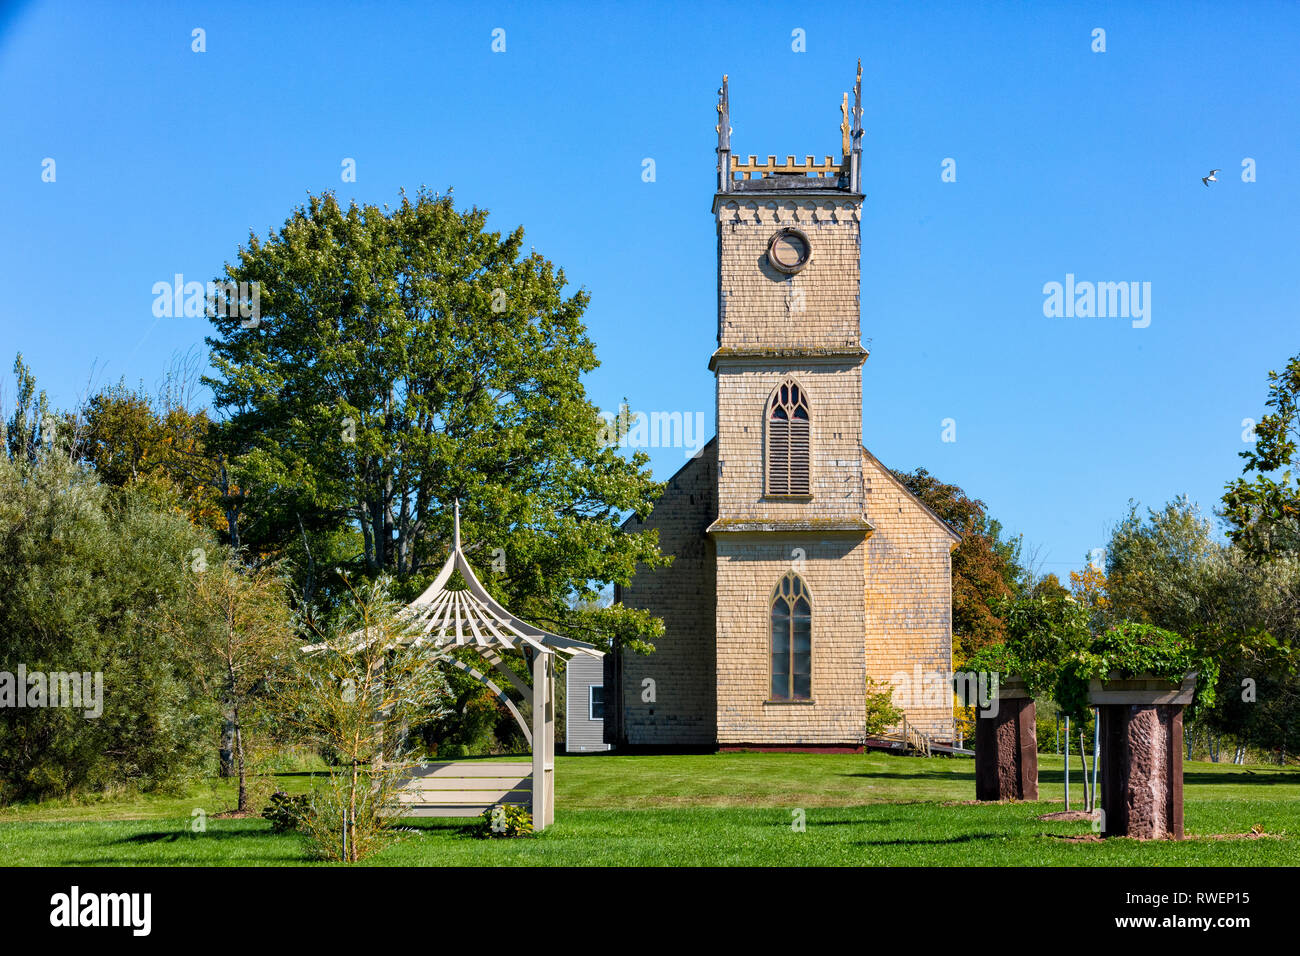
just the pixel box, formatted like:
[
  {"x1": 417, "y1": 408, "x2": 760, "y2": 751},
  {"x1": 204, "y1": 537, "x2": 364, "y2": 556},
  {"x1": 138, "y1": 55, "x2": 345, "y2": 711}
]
[{"x1": 767, "y1": 228, "x2": 811, "y2": 274}]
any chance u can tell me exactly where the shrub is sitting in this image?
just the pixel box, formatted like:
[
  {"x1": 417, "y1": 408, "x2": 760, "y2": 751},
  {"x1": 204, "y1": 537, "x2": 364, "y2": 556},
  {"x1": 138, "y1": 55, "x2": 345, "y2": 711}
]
[
  {"x1": 971, "y1": 593, "x2": 1093, "y2": 700},
  {"x1": 1032, "y1": 698, "x2": 1096, "y2": 753},
  {"x1": 262, "y1": 790, "x2": 310, "y2": 833},
  {"x1": 864, "y1": 675, "x2": 902, "y2": 736},
  {"x1": 475, "y1": 804, "x2": 533, "y2": 838},
  {"x1": 1054, "y1": 621, "x2": 1219, "y2": 720},
  {"x1": 297, "y1": 769, "x2": 418, "y2": 862},
  {"x1": 272, "y1": 577, "x2": 451, "y2": 861},
  {"x1": 0, "y1": 441, "x2": 219, "y2": 800}
]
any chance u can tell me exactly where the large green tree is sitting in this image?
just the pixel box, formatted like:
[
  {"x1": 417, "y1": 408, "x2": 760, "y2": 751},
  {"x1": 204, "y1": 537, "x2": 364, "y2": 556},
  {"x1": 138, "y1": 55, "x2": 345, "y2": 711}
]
[
  {"x1": 1105, "y1": 497, "x2": 1224, "y2": 637},
  {"x1": 1224, "y1": 351, "x2": 1300, "y2": 558},
  {"x1": 204, "y1": 190, "x2": 666, "y2": 651},
  {"x1": 1104, "y1": 497, "x2": 1299, "y2": 761}
]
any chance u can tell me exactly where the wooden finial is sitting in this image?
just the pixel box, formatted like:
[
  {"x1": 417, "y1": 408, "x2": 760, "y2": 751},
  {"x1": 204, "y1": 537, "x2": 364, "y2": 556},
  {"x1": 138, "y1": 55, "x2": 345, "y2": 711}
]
[
  {"x1": 717, "y1": 73, "x2": 732, "y2": 192},
  {"x1": 840, "y1": 92, "x2": 850, "y2": 157},
  {"x1": 716, "y1": 74, "x2": 731, "y2": 151},
  {"x1": 453, "y1": 498, "x2": 461, "y2": 552},
  {"x1": 852, "y1": 58, "x2": 863, "y2": 144}
]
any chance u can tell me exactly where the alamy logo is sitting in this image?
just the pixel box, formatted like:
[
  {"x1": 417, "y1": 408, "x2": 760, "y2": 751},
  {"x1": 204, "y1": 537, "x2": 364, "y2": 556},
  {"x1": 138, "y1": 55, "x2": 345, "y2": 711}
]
[
  {"x1": 597, "y1": 408, "x2": 708, "y2": 459},
  {"x1": 49, "y1": 886, "x2": 151, "y2": 936},
  {"x1": 0, "y1": 666, "x2": 102, "y2": 718},
  {"x1": 888, "y1": 666, "x2": 1000, "y2": 717},
  {"x1": 152, "y1": 274, "x2": 261, "y2": 327},
  {"x1": 1042, "y1": 273, "x2": 1151, "y2": 328},
  {"x1": 953, "y1": 670, "x2": 1000, "y2": 718}
]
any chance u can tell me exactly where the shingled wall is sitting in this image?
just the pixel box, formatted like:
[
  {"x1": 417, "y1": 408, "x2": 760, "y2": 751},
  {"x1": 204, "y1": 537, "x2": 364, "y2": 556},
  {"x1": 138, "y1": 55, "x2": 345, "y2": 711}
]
[
  {"x1": 613, "y1": 444, "x2": 718, "y2": 746},
  {"x1": 862, "y1": 448, "x2": 957, "y2": 738},
  {"x1": 714, "y1": 533, "x2": 868, "y2": 745}
]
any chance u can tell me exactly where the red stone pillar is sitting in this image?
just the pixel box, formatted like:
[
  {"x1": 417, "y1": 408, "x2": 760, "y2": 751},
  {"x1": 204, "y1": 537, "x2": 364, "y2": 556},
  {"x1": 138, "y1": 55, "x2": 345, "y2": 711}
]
[
  {"x1": 1092, "y1": 673, "x2": 1195, "y2": 839},
  {"x1": 1098, "y1": 704, "x2": 1185, "y2": 839},
  {"x1": 975, "y1": 681, "x2": 1038, "y2": 801}
]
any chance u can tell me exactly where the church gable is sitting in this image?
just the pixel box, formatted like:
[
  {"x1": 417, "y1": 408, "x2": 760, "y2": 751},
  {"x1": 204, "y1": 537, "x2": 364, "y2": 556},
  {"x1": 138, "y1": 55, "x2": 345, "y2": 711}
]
[
  {"x1": 861, "y1": 446, "x2": 959, "y2": 738},
  {"x1": 861, "y1": 446, "x2": 963, "y2": 548}
]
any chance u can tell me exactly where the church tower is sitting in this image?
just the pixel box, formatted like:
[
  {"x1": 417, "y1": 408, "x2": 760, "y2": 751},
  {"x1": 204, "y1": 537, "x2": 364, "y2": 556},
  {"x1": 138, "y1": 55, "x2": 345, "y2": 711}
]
[
  {"x1": 606, "y1": 66, "x2": 958, "y2": 752},
  {"x1": 707, "y1": 65, "x2": 874, "y2": 745}
]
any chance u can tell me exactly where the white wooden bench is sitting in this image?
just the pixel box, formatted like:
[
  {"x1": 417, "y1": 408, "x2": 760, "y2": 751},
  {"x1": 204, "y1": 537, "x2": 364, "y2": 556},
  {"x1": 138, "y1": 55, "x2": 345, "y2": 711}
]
[{"x1": 392, "y1": 761, "x2": 533, "y2": 818}]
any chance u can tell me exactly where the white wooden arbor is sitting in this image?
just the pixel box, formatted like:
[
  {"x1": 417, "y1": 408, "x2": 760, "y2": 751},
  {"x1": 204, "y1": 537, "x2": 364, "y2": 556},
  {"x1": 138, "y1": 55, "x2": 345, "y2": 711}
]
[{"x1": 386, "y1": 501, "x2": 601, "y2": 830}]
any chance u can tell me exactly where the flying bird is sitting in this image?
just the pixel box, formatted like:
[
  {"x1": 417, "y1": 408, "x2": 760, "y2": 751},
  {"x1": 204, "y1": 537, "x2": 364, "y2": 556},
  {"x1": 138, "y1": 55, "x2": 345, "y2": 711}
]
[{"x1": 1202, "y1": 168, "x2": 1221, "y2": 187}]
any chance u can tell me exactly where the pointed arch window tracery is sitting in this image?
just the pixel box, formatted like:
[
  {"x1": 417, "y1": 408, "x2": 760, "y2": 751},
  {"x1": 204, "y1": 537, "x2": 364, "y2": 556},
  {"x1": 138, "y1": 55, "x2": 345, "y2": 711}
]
[
  {"x1": 771, "y1": 572, "x2": 812, "y2": 701},
  {"x1": 767, "y1": 379, "x2": 811, "y2": 496}
]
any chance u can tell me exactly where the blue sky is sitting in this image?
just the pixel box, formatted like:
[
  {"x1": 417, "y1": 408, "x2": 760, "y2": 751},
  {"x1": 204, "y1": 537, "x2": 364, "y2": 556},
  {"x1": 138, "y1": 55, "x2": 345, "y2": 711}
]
[{"x1": 1, "y1": 0, "x2": 1297, "y2": 577}]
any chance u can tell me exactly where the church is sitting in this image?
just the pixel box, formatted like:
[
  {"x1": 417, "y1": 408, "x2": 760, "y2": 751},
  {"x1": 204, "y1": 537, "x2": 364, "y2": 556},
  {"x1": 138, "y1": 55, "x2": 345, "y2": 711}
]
[{"x1": 603, "y1": 66, "x2": 961, "y2": 750}]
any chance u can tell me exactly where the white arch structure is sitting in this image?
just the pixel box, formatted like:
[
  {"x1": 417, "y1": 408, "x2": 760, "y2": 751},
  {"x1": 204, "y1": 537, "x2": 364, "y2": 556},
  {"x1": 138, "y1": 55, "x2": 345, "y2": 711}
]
[{"x1": 311, "y1": 501, "x2": 602, "y2": 830}]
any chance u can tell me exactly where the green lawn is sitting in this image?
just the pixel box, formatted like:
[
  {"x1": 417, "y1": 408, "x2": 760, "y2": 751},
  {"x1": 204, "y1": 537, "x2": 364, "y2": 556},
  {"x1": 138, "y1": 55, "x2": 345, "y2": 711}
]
[{"x1": 2, "y1": 752, "x2": 1297, "y2": 866}]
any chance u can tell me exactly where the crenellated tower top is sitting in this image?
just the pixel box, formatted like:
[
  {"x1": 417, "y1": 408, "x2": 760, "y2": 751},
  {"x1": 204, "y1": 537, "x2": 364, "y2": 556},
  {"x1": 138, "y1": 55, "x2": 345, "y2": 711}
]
[{"x1": 715, "y1": 60, "x2": 863, "y2": 196}]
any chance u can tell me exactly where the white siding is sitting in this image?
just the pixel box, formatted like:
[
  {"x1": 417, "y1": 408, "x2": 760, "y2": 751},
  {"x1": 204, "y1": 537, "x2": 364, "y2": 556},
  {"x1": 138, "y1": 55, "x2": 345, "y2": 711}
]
[{"x1": 566, "y1": 655, "x2": 611, "y2": 752}]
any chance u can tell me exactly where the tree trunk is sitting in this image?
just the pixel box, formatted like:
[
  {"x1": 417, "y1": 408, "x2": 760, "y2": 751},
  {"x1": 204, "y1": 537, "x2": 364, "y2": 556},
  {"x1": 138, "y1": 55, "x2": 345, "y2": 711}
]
[
  {"x1": 360, "y1": 505, "x2": 375, "y2": 572},
  {"x1": 1063, "y1": 716, "x2": 1070, "y2": 811},
  {"x1": 297, "y1": 514, "x2": 316, "y2": 607},
  {"x1": 219, "y1": 711, "x2": 236, "y2": 777},
  {"x1": 349, "y1": 760, "x2": 359, "y2": 862},
  {"x1": 370, "y1": 499, "x2": 386, "y2": 573},
  {"x1": 382, "y1": 389, "x2": 396, "y2": 574},
  {"x1": 234, "y1": 704, "x2": 248, "y2": 813},
  {"x1": 216, "y1": 457, "x2": 242, "y2": 554}
]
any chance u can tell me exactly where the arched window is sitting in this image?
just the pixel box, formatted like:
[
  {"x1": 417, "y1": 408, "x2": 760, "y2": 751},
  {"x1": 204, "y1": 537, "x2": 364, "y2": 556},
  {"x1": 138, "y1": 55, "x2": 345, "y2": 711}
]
[
  {"x1": 771, "y1": 572, "x2": 811, "y2": 701},
  {"x1": 767, "y1": 379, "x2": 810, "y2": 496}
]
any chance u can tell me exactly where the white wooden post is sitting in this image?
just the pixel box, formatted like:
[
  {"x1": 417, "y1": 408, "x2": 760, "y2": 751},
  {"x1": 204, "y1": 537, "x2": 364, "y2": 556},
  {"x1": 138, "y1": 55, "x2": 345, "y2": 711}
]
[
  {"x1": 544, "y1": 653, "x2": 555, "y2": 827},
  {"x1": 531, "y1": 651, "x2": 549, "y2": 830}
]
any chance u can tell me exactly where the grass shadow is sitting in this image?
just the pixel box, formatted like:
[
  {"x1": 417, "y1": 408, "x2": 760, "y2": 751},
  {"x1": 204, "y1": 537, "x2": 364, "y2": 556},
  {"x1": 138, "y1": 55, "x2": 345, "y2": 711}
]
[
  {"x1": 776, "y1": 818, "x2": 891, "y2": 828},
  {"x1": 854, "y1": 832, "x2": 1012, "y2": 847},
  {"x1": 844, "y1": 771, "x2": 975, "y2": 781},
  {"x1": 115, "y1": 829, "x2": 273, "y2": 845},
  {"x1": 1182, "y1": 771, "x2": 1300, "y2": 786}
]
